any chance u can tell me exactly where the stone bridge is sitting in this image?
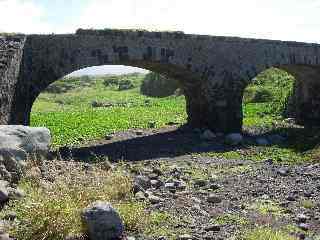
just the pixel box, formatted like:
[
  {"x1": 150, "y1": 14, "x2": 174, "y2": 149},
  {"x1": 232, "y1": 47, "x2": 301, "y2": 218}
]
[{"x1": 1, "y1": 29, "x2": 320, "y2": 133}]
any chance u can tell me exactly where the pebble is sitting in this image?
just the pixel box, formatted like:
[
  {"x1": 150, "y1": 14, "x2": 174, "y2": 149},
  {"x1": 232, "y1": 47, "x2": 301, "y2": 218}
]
[
  {"x1": 297, "y1": 214, "x2": 309, "y2": 223},
  {"x1": 148, "y1": 195, "x2": 163, "y2": 204},
  {"x1": 194, "y1": 179, "x2": 208, "y2": 188},
  {"x1": 201, "y1": 130, "x2": 216, "y2": 141},
  {"x1": 164, "y1": 182, "x2": 175, "y2": 189},
  {"x1": 277, "y1": 167, "x2": 290, "y2": 176},
  {"x1": 207, "y1": 194, "x2": 222, "y2": 204},
  {"x1": 298, "y1": 223, "x2": 310, "y2": 231},
  {"x1": 135, "y1": 191, "x2": 146, "y2": 200},
  {"x1": 0, "y1": 186, "x2": 8, "y2": 204},
  {"x1": 135, "y1": 130, "x2": 144, "y2": 136},
  {"x1": 178, "y1": 234, "x2": 193, "y2": 240},
  {"x1": 204, "y1": 224, "x2": 221, "y2": 232},
  {"x1": 0, "y1": 233, "x2": 10, "y2": 240},
  {"x1": 134, "y1": 175, "x2": 151, "y2": 190}
]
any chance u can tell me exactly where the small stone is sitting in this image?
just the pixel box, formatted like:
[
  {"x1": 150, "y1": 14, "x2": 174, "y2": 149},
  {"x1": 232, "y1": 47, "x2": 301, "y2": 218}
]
[
  {"x1": 4, "y1": 211, "x2": 17, "y2": 221},
  {"x1": 82, "y1": 163, "x2": 93, "y2": 171},
  {"x1": 164, "y1": 182, "x2": 175, "y2": 189},
  {"x1": 148, "y1": 173, "x2": 159, "y2": 180},
  {"x1": 135, "y1": 130, "x2": 144, "y2": 136},
  {"x1": 204, "y1": 224, "x2": 221, "y2": 232},
  {"x1": 105, "y1": 135, "x2": 113, "y2": 140},
  {"x1": 8, "y1": 187, "x2": 25, "y2": 200},
  {"x1": 175, "y1": 180, "x2": 187, "y2": 190},
  {"x1": 207, "y1": 194, "x2": 222, "y2": 204},
  {"x1": 297, "y1": 214, "x2": 309, "y2": 223},
  {"x1": 277, "y1": 167, "x2": 290, "y2": 176},
  {"x1": 264, "y1": 159, "x2": 273, "y2": 165},
  {"x1": 151, "y1": 179, "x2": 162, "y2": 188},
  {"x1": 286, "y1": 195, "x2": 297, "y2": 201},
  {"x1": 82, "y1": 201, "x2": 124, "y2": 240},
  {"x1": 178, "y1": 234, "x2": 193, "y2": 240},
  {"x1": 0, "y1": 233, "x2": 10, "y2": 240},
  {"x1": 201, "y1": 130, "x2": 216, "y2": 141},
  {"x1": 194, "y1": 179, "x2": 208, "y2": 188},
  {"x1": 134, "y1": 175, "x2": 151, "y2": 191},
  {"x1": 298, "y1": 223, "x2": 310, "y2": 231},
  {"x1": 0, "y1": 185, "x2": 8, "y2": 204},
  {"x1": 225, "y1": 133, "x2": 243, "y2": 146},
  {"x1": 148, "y1": 195, "x2": 163, "y2": 204},
  {"x1": 135, "y1": 191, "x2": 146, "y2": 200},
  {"x1": 208, "y1": 183, "x2": 221, "y2": 191}
]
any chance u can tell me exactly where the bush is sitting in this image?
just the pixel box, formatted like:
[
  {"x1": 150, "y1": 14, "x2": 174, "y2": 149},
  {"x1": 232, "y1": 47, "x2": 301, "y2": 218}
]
[
  {"x1": 251, "y1": 88, "x2": 273, "y2": 103},
  {"x1": 118, "y1": 79, "x2": 135, "y2": 91},
  {"x1": 140, "y1": 72, "x2": 179, "y2": 97},
  {"x1": 45, "y1": 76, "x2": 93, "y2": 94},
  {"x1": 2, "y1": 162, "x2": 145, "y2": 240},
  {"x1": 242, "y1": 227, "x2": 297, "y2": 240},
  {"x1": 103, "y1": 76, "x2": 120, "y2": 87}
]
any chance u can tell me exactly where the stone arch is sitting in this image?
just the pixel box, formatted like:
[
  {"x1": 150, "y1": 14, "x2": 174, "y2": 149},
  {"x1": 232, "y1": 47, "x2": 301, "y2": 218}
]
[
  {"x1": 3, "y1": 29, "x2": 320, "y2": 133},
  {"x1": 239, "y1": 63, "x2": 320, "y2": 127},
  {"x1": 9, "y1": 33, "x2": 204, "y2": 127}
]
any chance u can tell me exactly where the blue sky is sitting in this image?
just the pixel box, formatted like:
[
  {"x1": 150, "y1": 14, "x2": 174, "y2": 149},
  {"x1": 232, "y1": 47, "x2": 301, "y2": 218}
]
[{"x1": 1, "y1": 0, "x2": 320, "y2": 75}]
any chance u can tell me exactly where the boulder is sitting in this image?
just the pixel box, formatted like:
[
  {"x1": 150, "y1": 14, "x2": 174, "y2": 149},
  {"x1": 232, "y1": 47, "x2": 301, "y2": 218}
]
[
  {"x1": 0, "y1": 125, "x2": 51, "y2": 159},
  {"x1": 201, "y1": 130, "x2": 216, "y2": 141},
  {"x1": 0, "y1": 181, "x2": 9, "y2": 204},
  {"x1": 82, "y1": 201, "x2": 124, "y2": 240},
  {"x1": 0, "y1": 125, "x2": 51, "y2": 184},
  {"x1": 225, "y1": 133, "x2": 243, "y2": 146},
  {"x1": 256, "y1": 137, "x2": 269, "y2": 146}
]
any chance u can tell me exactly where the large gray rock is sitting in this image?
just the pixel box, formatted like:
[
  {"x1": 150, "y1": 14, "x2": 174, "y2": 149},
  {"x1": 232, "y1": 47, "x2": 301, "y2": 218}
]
[
  {"x1": 0, "y1": 125, "x2": 51, "y2": 160},
  {"x1": 225, "y1": 133, "x2": 243, "y2": 146},
  {"x1": 82, "y1": 201, "x2": 124, "y2": 240}
]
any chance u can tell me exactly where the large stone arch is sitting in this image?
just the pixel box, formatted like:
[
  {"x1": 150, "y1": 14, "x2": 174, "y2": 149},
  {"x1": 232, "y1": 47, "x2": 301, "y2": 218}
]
[{"x1": 1, "y1": 29, "x2": 320, "y2": 133}]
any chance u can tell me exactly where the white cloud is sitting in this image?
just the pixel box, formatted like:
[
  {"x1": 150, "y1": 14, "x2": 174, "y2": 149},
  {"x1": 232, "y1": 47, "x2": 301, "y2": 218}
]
[
  {"x1": 0, "y1": 0, "x2": 320, "y2": 43},
  {"x1": 77, "y1": 0, "x2": 320, "y2": 43},
  {"x1": 0, "y1": 0, "x2": 50, "y2": 33}
]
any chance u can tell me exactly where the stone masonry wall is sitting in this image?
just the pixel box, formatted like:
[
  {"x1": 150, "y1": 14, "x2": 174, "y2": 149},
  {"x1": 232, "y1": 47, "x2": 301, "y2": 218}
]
[
  {"x1": 1, "y1": 29, "x2": 320, "y2": 132},
  {"x1": 0, "y1": 35, "x2": 25, "y2": 124}
]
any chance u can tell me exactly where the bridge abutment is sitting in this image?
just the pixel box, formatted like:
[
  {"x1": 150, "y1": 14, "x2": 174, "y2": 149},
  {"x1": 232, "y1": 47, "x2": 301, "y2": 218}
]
[
  {"x1": 284, "y1": 65, "x2": 320, "y2": 125},
  {"x1": 184, "y1": 84, "x2": 243, "y2": 133}
]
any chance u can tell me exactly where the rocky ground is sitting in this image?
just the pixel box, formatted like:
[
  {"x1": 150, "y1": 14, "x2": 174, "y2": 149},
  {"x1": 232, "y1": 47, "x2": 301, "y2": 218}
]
[
  {"x1": 49, "y1": 126, "x2": 320, "y2": 240},
  {"x1": 1, "y1": 125, "x2": 319, "y2": 240}
]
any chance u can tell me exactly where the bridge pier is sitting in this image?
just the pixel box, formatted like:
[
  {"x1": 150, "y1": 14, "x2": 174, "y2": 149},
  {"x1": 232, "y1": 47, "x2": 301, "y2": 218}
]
[
  {"x1": 184, "y1": 85, "x2": 243, "y2": 133},
  {"x1": 284, "y1": 65, "x2": 320, "y2": 125}
]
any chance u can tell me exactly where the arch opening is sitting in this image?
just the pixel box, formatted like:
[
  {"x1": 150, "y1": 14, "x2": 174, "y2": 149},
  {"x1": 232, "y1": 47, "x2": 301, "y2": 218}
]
[
  {"x1": 242, "y1": 67, "x2": 295, "y2": 129},
  {"x1": 30, "y1": 65, "x2": 188, "y2": 147}
]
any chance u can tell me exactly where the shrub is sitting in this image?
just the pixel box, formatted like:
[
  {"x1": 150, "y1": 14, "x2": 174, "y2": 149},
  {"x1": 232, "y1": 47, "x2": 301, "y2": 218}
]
[
  {"x1": 118, "y1": 79, "x2": 135, "y2": 91},
  {"x1": 140, "y1": 72, "x2": 180, "y2": 97},
  {"x1": 103, "y1": 76, "x2": 120, "y2": 87},
  {"x1": 2, "y1": 162, "x2": 144, "y2": 240},
  {"x1": 241, "y1": 227, "x2": 297, "y2": 240}
]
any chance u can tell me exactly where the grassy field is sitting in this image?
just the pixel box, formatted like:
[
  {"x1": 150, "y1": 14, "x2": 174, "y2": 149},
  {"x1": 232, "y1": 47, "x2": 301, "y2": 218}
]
[
  {"x1": 31, "y1": 69, "x2": 320, "y2": 163},
  {"x1": 31, "y1": 73, "x2": 186, "y2": 146}
]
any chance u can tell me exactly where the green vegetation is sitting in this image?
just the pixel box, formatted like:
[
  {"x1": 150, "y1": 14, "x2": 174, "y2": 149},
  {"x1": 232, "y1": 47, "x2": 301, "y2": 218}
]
[
  {"x1": 30, "y1": 68, "x2": 320, "y2": 163},
  {"x1": 211, "y1": 213, "x2": 249, "y2": 226},
  {"x1": 247, "y1": 200, "x2": 284, "y2": 217},
  {"x1": 140, "y1": 72, "x2": 180, "y2": 97},
  {"x1": 300, "y1": 199, "x2": 317, "y2": 209},
  {"x1": 241, "y1": 227, "x2": 298, "y2": 240},
  {"x1": 2, "y1": 161, "x2": 178, "y2": 240},
  {"x1": 243, "y1": 68, "x2": 295, "y2": 126},
  {"x1": 32, "y1": 73, "x2": 186, "y2": 146}
]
